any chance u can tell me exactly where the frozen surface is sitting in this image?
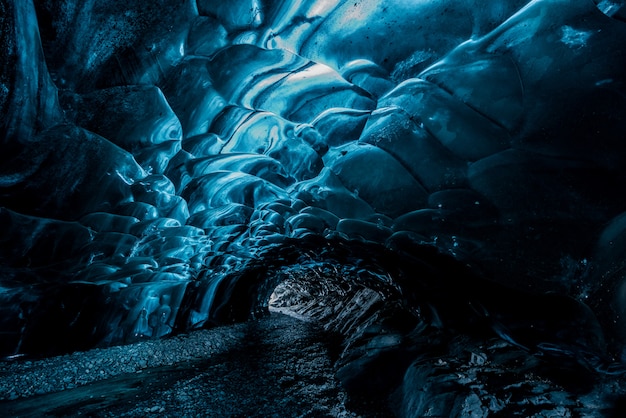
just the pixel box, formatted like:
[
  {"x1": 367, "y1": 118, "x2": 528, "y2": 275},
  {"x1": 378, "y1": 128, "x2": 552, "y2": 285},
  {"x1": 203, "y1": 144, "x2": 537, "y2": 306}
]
[{"x1": 2, "y1": 0, "x2": 626, "y2": 415}]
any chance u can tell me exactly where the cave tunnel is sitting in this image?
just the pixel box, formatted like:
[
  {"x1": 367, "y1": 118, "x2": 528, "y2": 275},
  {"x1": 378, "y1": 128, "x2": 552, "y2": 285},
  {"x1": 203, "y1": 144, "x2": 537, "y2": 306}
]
[{"x1": 2, "y1": 0, "x2": 626, "y2": 416}]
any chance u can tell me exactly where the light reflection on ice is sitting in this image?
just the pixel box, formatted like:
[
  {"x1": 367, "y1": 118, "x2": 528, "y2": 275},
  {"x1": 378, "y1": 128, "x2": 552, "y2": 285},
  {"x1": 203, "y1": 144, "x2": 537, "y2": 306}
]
[{"x1": 560, "y1": 25, "x2": 593, "y2": 49}]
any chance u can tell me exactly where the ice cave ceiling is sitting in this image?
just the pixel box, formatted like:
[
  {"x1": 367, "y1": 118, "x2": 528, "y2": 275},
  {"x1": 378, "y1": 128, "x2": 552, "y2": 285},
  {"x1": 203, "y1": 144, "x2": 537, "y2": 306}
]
[{"x1": 1, "y1": 0, "x2": 626, "y2": 414}]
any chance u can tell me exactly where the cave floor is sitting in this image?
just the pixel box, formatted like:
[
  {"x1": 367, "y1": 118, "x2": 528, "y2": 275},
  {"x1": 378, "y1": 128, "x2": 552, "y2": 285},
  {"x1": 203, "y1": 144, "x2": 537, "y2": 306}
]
[{"x1": 0, "y1": 314, "x2": 370, "y2": 417}]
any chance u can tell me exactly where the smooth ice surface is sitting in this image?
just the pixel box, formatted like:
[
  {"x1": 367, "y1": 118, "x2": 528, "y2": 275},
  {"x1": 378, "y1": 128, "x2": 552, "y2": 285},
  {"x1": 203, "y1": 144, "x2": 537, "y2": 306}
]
[{"x1": 2, "y1": 0, "x2": 626, "y2": 415}]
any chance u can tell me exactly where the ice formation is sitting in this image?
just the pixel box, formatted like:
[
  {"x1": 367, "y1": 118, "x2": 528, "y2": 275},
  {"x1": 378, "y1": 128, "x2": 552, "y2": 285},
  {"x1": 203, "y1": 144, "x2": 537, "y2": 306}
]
[{"x1": 2, "y1": 0, "x2": 626, "y2": 414}]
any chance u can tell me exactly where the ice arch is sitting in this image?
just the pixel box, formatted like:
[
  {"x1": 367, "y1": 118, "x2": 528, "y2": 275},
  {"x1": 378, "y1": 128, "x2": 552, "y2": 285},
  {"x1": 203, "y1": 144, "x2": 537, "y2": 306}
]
[{"x1": 2, "y1": 0, "x2": 626, "y2": 414}]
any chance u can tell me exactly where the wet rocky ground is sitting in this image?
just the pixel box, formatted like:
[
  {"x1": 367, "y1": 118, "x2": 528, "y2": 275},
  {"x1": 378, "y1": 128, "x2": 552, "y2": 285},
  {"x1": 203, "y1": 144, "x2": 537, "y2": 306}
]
[
  {"x1": 0, "y1": 314, "x2": 360, "y2": 417},
  {"x1": 3, "y1": 311, "x2": 626, "y2": 417}
]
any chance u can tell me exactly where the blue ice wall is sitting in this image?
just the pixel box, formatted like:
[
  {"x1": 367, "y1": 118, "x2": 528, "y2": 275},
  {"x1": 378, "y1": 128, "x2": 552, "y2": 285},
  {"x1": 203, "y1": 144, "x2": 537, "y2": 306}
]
[{"x1": 1, "y1": 0, "x2": 626, "y2": 360}]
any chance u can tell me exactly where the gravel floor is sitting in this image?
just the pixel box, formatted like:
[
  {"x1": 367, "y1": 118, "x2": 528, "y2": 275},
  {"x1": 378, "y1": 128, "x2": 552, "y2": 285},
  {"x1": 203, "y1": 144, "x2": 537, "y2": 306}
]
[
  {"x1": 4, "y1": 312, "x2": 625, "y2": 417},
  {"x1": 0, "y1": 314, "x2": 358, "y2": 417}
]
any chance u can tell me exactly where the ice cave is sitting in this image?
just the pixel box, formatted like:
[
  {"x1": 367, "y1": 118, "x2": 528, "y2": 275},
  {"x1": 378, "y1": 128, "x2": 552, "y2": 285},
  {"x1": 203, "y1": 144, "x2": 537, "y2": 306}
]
[{"x1": 1, "y1": 0, "x2": 626, "y2": 416}]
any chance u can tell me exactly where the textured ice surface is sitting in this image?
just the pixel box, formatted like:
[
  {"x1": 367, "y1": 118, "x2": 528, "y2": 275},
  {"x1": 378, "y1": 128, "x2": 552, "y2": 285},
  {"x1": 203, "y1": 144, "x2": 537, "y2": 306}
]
[{"x1": 2, "y1": 0, "x2": 626, "y2": 414}]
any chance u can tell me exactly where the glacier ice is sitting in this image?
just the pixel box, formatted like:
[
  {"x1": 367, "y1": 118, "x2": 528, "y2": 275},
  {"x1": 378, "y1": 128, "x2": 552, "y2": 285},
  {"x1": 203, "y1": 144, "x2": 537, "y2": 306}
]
[{"x1": 2, "y1": 0, "x2": 626, "y2": 414}]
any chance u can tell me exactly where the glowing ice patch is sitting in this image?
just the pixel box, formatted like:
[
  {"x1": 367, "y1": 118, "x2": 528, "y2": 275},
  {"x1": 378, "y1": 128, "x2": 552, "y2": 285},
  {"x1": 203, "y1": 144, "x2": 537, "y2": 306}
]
[
  {"x1": 595, "y1": 0, "x2": 623, "y2": 17},
  {"x1": 595, "y1": 78, "x2": 614, "y2": 86},
  {"x1": 308, "y1": 0, "x2": 341, "y2": 18},
  {"x1": 115, "y1": 169, "x2": 137, "y2": 185},
  {"x1": 336, "y1": 1, "x2": 372, "y2": 28},
  {"x1": 560, "y1": 25, "x2": 592, "y2": 50},
  {"x1": 287, "y1": 63, "x2": 335, "y2": 82}
]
